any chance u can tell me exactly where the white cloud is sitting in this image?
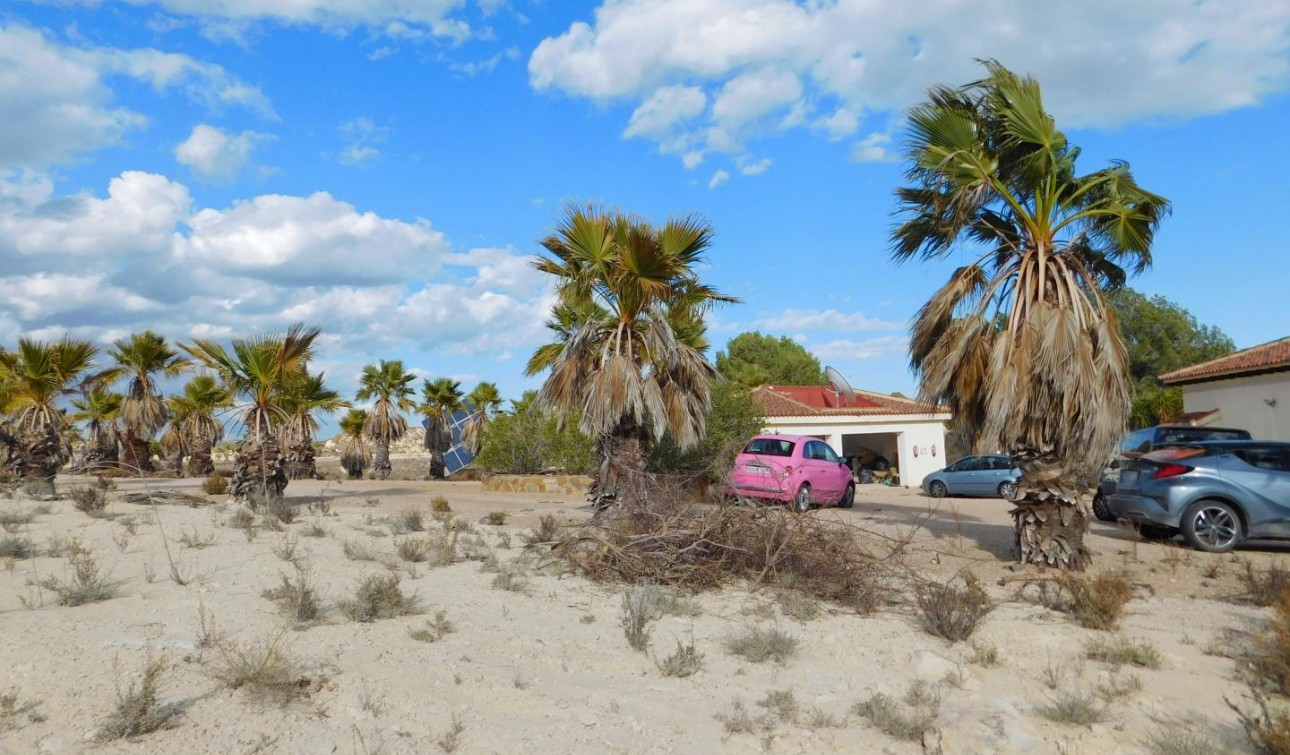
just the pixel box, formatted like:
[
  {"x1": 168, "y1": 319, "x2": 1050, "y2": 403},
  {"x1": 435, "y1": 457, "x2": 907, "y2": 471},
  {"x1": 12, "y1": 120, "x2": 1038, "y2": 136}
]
[
  {"x1": 812, "y1": 335, "x2": 909, "y2": 360},
  {"x1": 623, "y1": 85, "x2": 707, "y2": 138},
  {"x1": 707, "y1": 170, "x2": 729, "y2": 189},
  {"x1": 753, "y1": 308, "x2": 905, "y2": 333},
  {"x1": 738, "y1": 157, "x2": 771, "y2": 176},
  {"x1": 336, "y1": 117, "x2": 389, "y2": 166},
  {"x1": 339, "y1": 145, "x2": 380, "y2": 165},
  {"x1": 175, "y1": 124, "x2": 272, "y2": 179},
  {"x1": 851, "y1": 132, "x2": 894, "y2": 163},
  {"x1": 530, "y1": 0, "x2": 1290, "y2": 165}
]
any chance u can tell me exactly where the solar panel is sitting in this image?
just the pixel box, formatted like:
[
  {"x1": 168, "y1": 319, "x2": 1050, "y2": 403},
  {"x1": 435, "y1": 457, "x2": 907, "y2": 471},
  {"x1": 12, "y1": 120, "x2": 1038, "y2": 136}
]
[{"x1": 422, "y1": 408, "x2": 476, "y2": 476}]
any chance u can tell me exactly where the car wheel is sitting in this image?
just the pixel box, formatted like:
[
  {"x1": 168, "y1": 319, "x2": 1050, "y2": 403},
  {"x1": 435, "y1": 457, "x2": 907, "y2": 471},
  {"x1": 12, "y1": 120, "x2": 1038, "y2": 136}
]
[
  {"x1": 1180, "y1": 500, "x2": 1243, "y2": 553},
  {"x1": 1092, "y1": 489, "x2": 1115, "y2": 522},
  {"x1": 838, "y1": 483, "x2": 855, "y2": 509},
  {"x1": 998, "y1": 481, "x2": 1018, "y2": 500},
  {"x1": 792, "y1": 484, "x2": 812, "y2": 513},
  {"x1": 1137, "y1": 524, "x2": 1176, "y2": 541},
  {"x1": 928, "y1": 480, "x2": 947, "y2": 499}
]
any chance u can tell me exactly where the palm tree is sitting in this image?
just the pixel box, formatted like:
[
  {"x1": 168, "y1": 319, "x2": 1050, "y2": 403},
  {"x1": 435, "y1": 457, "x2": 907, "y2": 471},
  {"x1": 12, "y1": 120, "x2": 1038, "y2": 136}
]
[
  {"x1": 892, "y1": 62, "x2": 1169, "y2": 570},
  {"x1": 525, "y1": 204, "x2": 736, "y2": 508},
  {"x1": 168, "y1": 374, "x2": 233, "y2": 477},
  {"x1": 280, "y1": 371, "x2": 345, "y2": 479},
  {"x1": 337, "y1": 408, "x2": 371, "y2": 480},
  {"x1": 356, "y1": 360, "x2": 416, "y2": 480},
  {"x1": 463, "y1": 381, "x2": 504, "y2": 456},
  {"x1": 420, "y1": 377, "x2": 463, "y2": 479},
  {"x1": 1, "y1": 338, "x2": 99, "y2": 496},
  {"x1": 158, "y1": 417, "x2": 186, "y2": 476},
  {"x1": 182, "y1": 324, "x2": 320, "y2": 509},
  {"x1": 107, "y1": 331, "x2": 190, "y2": 473},
  {"x1": 70, "y1": 388, "x2": 123, "y2": 471}
]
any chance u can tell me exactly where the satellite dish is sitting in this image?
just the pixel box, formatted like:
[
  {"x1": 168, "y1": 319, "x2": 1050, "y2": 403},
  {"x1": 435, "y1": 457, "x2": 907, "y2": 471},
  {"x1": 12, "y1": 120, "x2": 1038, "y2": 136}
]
[{"x1": 824, "y1": 366, "x2": 856, "y2": 404}]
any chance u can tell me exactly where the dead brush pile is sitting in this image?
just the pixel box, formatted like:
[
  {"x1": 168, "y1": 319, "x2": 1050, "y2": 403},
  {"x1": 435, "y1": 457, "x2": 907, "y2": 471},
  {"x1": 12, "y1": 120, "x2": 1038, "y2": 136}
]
[{"x1": 548, "y1": 504, "x2": 894, "y2": 612}]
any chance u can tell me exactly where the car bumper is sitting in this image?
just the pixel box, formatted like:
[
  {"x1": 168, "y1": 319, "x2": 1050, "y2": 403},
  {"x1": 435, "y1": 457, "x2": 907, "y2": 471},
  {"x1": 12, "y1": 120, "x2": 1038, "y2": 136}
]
[
  {"x1": 1105, "y1": 492, "x2": 1181, "y2": 528},
  {"x1": 726, "y1": 483, "x2": 792, "y2": 502}
]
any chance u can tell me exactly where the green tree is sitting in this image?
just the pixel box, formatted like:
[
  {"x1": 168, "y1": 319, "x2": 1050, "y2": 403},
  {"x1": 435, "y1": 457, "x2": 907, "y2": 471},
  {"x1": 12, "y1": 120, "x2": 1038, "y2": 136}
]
[
  {"x1": 280, "y1": 371, "x2": 345, "y2": 480},
  {"x1": 337, "y1": 408, "x2": 371, "y2": 480},
  {"x1": 356, "y1": 360, "x2": 416, "y2": 481},
  {"x1": 182, "y1": 324, "x2": 321, "y2": 509},
  {"x1": 167, "y1": 374, "x2": 233, "y2": 477},
  {"x1": 473, "y1": 392, "x2": 597, "y2": 475},
  {"x1": 70, "y1": 388, "x2": 123, "y2": 471},
  {"x1": 526, "y1": 204, "x2": 736, "y2": 508},
  {"x1": 1, "y1": 337, "x2": 99, "y2": 496},
  {"x1": 715, "y1": 332, "x2": 826, "y2": 387},
  {"x1": 420, "y1": 377, "x2": 464, "y2": 479},
  {"x1": 463, "y1": 381, "x2": 503, "y2": 456},
  {"x1": 893, "y1": 62, "x2": 1169, "y2": 570},
  {"x1": 648, "y1": 379, "x2": 766, "y2": 485},
  {"x1": 107, "y1": 331, "x2": 191, "y2": 472}
]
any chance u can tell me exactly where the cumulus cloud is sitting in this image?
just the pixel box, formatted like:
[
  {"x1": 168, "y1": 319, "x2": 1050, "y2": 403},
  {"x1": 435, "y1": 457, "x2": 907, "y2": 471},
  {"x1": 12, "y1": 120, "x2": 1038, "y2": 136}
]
[
  {"x1": 753, "y1": 308, "x2": 905, "y2": 333},
  {"x1": 530, "y1": 0, "x2": 1290, "y2": 166},
  {"x1": 175, "y1": 124, "x2": 273, "y2": 179},
  {"x1": 0, "y1": 23, "x2": 273, "y2": 169},
  {"x1": 812, "y1": 335, "x2": 909, "y2": 360},
  {"x1": 623, "y1": 85, "x2": 707, "y2": 139}
]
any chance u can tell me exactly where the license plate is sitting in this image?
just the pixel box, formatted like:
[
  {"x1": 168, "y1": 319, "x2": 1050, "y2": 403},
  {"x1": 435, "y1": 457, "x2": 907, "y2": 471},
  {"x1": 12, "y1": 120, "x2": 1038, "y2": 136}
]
[{"x1": 745, "y1": 463, "x2": 770, "y2": 473}]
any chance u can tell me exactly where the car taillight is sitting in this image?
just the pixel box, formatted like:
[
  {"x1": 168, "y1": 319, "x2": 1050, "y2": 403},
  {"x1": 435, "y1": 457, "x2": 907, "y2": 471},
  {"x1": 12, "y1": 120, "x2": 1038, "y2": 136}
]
[{"x1": 1151, "y1": 464, "x2": 1193, "y2": 479}]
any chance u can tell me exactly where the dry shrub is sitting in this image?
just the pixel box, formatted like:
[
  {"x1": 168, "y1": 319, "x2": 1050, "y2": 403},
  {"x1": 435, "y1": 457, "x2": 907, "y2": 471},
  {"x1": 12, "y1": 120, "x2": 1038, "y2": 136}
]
[
  {"x1": 1243, "y1": 563, "x2": 1290, "y2": 608},
  {"x1": 725, "y1": 625, "x2": 799, "y2": 665},
  {"x1": 41, "y1": 551, "x2": 117, "y2": 606},
  {"x1": 261, "y1": 569, "x2": 322, "y2": 623},
  {"x1": 521, "y1": 514, "x2": 561, "y2": 547},
  {"x1": 0, "y1": 536, "x2": 33, "y2": 559},
  {"x1": 1037, "y1": 571, "x2": 1133, "y2": 630},
  {"x1": 621, "y1": 584, "x2": 664, "y2": 651},
  {"x1": 430, "y1": 496, "x2": 451, "y2": 513},
  {"x1": 655, "y1": 637, "x2": 704, "y2": 677},
  {"x1": 557, "y1": 506, "x2": 890, "y2": 612},
  {"x1": 69, "y1": 486, "x2": 109, "y2": 515},
  {"x1": 1245, "y1": 590, "x2": 1290, "y2": 697},
  {"x1": 212, "y1": 630, "x2": 313, "y2": 702},
  {"x1": 201, "y1": 476, "x2": 229, "y2": 496},
  {"x1": 338, "y1": 575, "x2": 421, "y2": 622},
  {"x1": 1037, "y1": 687, "x2": 1107, "y2": 725},
  {"x1": 97, "y1": 658, "x2": 178, "y2": 741},
  {"x1": 1229, "y1": 688, "x2": 1290, "y2": 755},
  {"x1": 855, "y1": 681, "x2": 940, "y2": 741},
  {"x1": 1085, "y1": 635, "x2": 1163, "y2": 669},
  {"x1": 915, "y1": 572, "x2": 993, "y2": 642}
]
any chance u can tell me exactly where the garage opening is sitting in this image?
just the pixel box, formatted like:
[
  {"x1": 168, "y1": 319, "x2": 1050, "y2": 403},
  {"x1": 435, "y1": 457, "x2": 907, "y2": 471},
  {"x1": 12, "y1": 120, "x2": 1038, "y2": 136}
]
[{"x1": 841, "y1": 432, "x2": 901, "y2": 484}]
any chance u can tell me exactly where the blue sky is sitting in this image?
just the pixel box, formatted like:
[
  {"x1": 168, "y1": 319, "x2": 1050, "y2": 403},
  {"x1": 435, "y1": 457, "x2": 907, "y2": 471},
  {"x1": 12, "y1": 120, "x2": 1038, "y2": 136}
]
[{"x1": 2, "y1": 0, "x2": 1288, "y2": 423}]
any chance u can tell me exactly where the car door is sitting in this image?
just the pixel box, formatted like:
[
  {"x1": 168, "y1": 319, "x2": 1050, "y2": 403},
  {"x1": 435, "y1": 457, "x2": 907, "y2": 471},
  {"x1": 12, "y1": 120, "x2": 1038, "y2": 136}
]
[
  {"x1": 1220, "y1": 446, "x2": 1290, "y2": 537},
  {"x1": 801, "y1": 441, "x2": 838, "y2": 500},
  {"x1": 946, "y1": 456, "x2": 982, "y2": 495},
  {"x1": 816, "y1": 442, "x2": 850, "y2": 500}
]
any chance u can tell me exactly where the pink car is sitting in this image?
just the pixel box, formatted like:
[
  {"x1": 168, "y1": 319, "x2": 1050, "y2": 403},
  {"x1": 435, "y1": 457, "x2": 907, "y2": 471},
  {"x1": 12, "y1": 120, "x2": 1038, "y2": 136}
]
[{"x1": 727, "y1": 434, "x2": 856, "y2": 512}]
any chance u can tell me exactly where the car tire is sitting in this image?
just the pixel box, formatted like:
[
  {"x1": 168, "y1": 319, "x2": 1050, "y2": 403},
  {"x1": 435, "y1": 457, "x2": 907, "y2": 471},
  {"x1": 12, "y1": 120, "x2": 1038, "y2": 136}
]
[
  {"x1": 792, "y1": 484, "x2": 812, "y2": 513},
  {"x1": 1180, "y1": 500, "x2": 1243, "y2": 553},
  {"x1": 998, "y1": 481, "x2": 1018, "y2": 500},
  {"x1": 1092, "y1": 489, "x2": 1115, "y2": 522},
  {"x1": 838, "y1": 483, "x2": 855, "y2": 509},
  {"x1": 928, "y1": 480, "x2": 947, "y2": 499}
]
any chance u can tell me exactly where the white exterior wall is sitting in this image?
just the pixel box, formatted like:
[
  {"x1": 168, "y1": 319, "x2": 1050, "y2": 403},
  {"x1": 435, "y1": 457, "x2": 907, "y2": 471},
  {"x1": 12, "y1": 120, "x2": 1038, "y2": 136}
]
[
  {"x1": 1181, "y1": 372, "x2": 1290, "y2": 441},
  {"x1": 762, "y1": 414, "x2": 949, "y2": 488}
]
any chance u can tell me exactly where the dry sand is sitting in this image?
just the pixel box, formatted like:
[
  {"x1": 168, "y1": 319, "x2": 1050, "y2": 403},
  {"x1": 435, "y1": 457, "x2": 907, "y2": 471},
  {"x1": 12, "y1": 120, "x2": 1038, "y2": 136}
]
[{"x1": 0, "y1": 469, "x2": 1283, "y2": 754}]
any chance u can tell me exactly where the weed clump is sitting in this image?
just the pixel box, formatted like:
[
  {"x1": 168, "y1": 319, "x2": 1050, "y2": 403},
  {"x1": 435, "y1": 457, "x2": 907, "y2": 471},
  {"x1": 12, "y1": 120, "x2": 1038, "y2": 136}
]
[
  {"x1": 1085, "y1": 635, "x2": 1164, "y2": 669},
  {"x1": 1242, "y1": 562, "x2": 1290, "y2": 608},
  {"x1": 69, "y1": 486, "x2": 109, "y2": 516},
  {"x1": 621, "y1": 584, "x2": 664, "y2": 651},
  {"x1": 212, "y1": 631, "x2": 313, "y2": 702},
  {"x1": 724, "y1": 625, "x2": 800, "y2": 665},
  {"x1": 0, "y1": 509, "x2": 34, "y2": 534},
  {"x1": 1037, "y1": 688, "x2": 1106, "y2": 725},
  {"x1": 342, "y1": 539, "x2": 378, "y2": 561},
  {"x1": 854, "y1": 681, "x2": 940, "y2": 741},
  {"x1": 915, "y1": 572, "x2": 994, "y2": 642},
  {"x1": 1037, "y1": 571, "x2": 1134, "y2": 630},
  {"x1": 1244, "y1": 590, "x2": 1290, "y2": 697},
  {"x1": 484, "y1": 511, "x2": 508, "y2": 526},
  {"x1": 201, "y1": 476, "x2": 229, "y2": 496},
  {"x1": 1229, "y1": 688, "x2": 1290, "y2": 755},
  {"x1": 0, "y1": 536, "x2": 33, "y2": 559},
  {"x1": 42, "y1": 551, "x2": 116, "y2": 606},
  {"x1": 655, "y1": 638, "x2": 704, "y2": 677},
  {"x1": 97, "y1": 658, "x2": 178, "y2": 741},
  {"x1": 338, "y1": 575, "x2": 421, "y2": 622},
  {"x1": 261, "y1": 569, "x2": 322, "y2": 623},
  {"x1": 409, "y1": 610, "x2": 456, "y2": 643},
  {"x1": 391, "y1": 508, "x2": 425, "y2": 533},
  {"x1": 430, "y1": 496, "x2": 451, "y2": 514},
  {"x1": 777, "y1": 591, "x2": 821, "y2": 622}
]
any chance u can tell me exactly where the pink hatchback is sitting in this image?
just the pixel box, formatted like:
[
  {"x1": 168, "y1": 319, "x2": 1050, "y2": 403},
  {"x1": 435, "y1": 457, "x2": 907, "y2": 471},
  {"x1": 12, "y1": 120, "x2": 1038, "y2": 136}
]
[{"x1": 727, "y1": 434, "x2": 856, "y2": 512}]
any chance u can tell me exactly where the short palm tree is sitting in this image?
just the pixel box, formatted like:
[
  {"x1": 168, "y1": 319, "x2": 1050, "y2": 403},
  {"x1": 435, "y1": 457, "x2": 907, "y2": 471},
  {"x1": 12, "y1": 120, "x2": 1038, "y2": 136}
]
[
  {"x1": 420, "y1": 377, "x2": 463, "y2": 479},
  {"x1": 182, "y1": 324, "x2": 320, "y2": 508},
  {"x1": 280, "y1": 371, "x2": 345, "y2": 479},
  {"x1": 526, "y1": 204, "x2": 736, "y2": 508},
  {"x1": 356, "y1": 360, "x2": 416, "y2": 480},
  {"x1": 1, "y1": 338, "x2": 99, "y2": 496},
  {"x1": 168, "y1": 374, "x2": 233, "y2": 477},
  {"x1": 70, "y1": 388, "x2": 123, "y2": 471},
  {"x1": 107, "y1": 331, "x2": 190, "y2": 473},
  {"x1": 892, "y1": 62, "x2": 1169, "y2": 569},
  {"x1": 337, "y1": 408, "x2": 371, "y2": 480},
  {"x1": 463, "y1": 381, "x2": 504, "y2": 455},
  {"x1": 158, "y1": 416, "x2": 186, "y2": 476}
]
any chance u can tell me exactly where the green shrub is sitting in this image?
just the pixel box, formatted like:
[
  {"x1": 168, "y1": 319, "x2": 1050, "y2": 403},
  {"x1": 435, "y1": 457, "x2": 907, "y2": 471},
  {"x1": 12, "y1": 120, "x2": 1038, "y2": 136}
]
[{"x1": 473, "y1": 392, "x2": 596, "y2": 474}]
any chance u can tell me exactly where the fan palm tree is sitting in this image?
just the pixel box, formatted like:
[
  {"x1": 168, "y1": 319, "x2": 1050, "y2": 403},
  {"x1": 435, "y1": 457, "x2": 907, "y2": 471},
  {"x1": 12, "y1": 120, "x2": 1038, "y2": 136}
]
[
  {"x1": 356, "y1": 360, "x2": 416, "y2": 480},
  {"x1": 168, "y1": 374, "x2": 233, "y2": 477},
  {"x1": 892, "y1": 61, "x2": 1170, "y2": 570},
  {"x1": 463, "y1": 381, "x2": 503, "y2": 456},
  {"x1": 182, "y1": 324, "x2": 321, "y2": 509},
  {"x1": 107, "y1": 331, "x2": 190, "y2": 473},
  {"x1": 420, "y1": 377, "x2": 463, "y2": 479},
  {"x1": 158, "y1": 416, "x2": 186, "y2": 476},
  {"x1": 1, "y1": 337, "x2": 99, "y2": 496},
  {"x1": 280, "y1": 371, "x2": 345, "y2": 479},
  {"x1": 337, "y1": 408, "x2": 371, "y2": 480},
  {"x1": 525, "y1": 204, "x2": 736, "y2": 508},
  {"x1": 70, "y1": 388, "x2": 123, "y2": 471}
]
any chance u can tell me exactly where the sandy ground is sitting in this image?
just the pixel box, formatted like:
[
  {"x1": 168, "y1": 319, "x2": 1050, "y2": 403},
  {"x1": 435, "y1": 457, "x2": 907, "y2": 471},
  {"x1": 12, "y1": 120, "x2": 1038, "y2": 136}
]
[{"x1": 0, "y1": 469, "x2": 1282, "y2": 754}]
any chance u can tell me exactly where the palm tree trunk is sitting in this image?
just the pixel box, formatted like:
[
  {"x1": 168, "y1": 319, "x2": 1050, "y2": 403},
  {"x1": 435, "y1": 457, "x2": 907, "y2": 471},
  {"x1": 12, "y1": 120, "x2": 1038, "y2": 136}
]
[
  {"x1": 428, "y1": 450, "x2": 445, "y2": 480},
  {"x1": 284, "y1": 441, "x2": 317, "y2": 480},
  {"x1": 188, "y1": 437, "x2": 215, "y2": 477},
  {"x1": 1010, "y1": 451, "x2": 1092, "y2": 571},
  {"x1": 120, "y1": 431, "x2": 153, "y2": 473},
  {"x1": 82, "y1": 433, "x2": 118, "y2": 472},
  {"x1": 231, "y1": 432, "x2": 287, "y2": 512},
  {"x1": 18, "y1": 425, "x2": 64, "y2": 498},
  {"x1": 591, "y1": 425, "x2": 650, "y2": 510},
  {"x1": 372, "y1": 438, "x2": 392, "y2": 480},
  {"x1": 163, "y1": 448, "x2": 184, "y2": 476}
]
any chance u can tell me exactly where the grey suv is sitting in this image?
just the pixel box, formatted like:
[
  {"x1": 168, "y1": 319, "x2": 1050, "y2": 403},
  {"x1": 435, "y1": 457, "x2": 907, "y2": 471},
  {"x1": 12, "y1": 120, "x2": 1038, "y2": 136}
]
[
  {"x1": 1092, "y1": 425, "x2": 1251, "y2": 521},
  {"x1": 1106, "y1": 441, "x2": 1290, "y2": 552}
]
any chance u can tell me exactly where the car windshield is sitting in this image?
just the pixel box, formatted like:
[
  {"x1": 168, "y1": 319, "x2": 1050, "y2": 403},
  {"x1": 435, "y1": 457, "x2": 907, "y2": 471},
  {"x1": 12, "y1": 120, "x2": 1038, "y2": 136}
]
[{"x1": 743, "y1": 438, "x2": 795, "y2": 457}]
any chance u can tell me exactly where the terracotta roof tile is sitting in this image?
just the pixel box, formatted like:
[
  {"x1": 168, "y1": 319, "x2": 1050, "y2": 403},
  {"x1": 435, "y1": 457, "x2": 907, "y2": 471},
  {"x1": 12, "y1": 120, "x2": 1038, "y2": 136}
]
[
  {"x1": 750, "y1": 385, "x2": 946, "y2": 417},
  {"x1": 1160, "y1": 336, "x2": 1290, "y2": 385}
]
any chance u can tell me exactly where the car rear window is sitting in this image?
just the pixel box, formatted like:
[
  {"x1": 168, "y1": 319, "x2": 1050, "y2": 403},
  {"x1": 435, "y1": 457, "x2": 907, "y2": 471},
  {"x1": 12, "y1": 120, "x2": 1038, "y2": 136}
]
[
  {"x1": 743, "y1": 438, "x2": 795, "y2": 457},
  {"x1": 1156, "y1": 428, "x2": 1251, "y2": 444},
  {"x1": 1235, "y1": 448, "x2": 1290, "y2": 472}
]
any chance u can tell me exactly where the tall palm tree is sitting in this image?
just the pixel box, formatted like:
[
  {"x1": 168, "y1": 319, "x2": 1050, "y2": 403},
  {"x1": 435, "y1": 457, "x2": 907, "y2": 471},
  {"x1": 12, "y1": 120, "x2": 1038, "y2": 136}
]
[
  {"x1": 337, "y1": 408, "x2": 371, "y2": 480},
  {"x1": 107, "y1": 331, "x2": 190, "y2": 473},
  {"x1": 182, "y1": 324, "x2": 321, "y2": 509},
  {"x1": 463, "y1": 381, "x2": 503, "y2": 456},
  {"x1": 525, "y1": 204, "x2": 736, "y2": 508},
  {"x1": 70, "y1": 388, "x2": 123, "y2": 471},
  {"x1": 892, "y1": 62, "x2": 1170, "y2": 570},
  {"x1": 280, "y1": 371, "x2": 345, "y2": 480},
  {"x1": 419, "y1": 377, "x2": 463, "y2": 479},
  {"x1": 1, "y1": 338, "x2": 99, "y2": 496},
  {"x1": 168, "y1": 374, "x2": 233, "y2": 477},
  {"x1": 356, "y1": 360, "x2": 416, "y2": 481}
]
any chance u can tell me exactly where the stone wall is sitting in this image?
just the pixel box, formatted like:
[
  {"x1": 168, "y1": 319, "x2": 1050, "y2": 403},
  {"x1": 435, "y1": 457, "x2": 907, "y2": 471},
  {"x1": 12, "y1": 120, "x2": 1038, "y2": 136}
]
[{"x1": 481, "y1": 474, "x2": 593, "y2": 496}]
